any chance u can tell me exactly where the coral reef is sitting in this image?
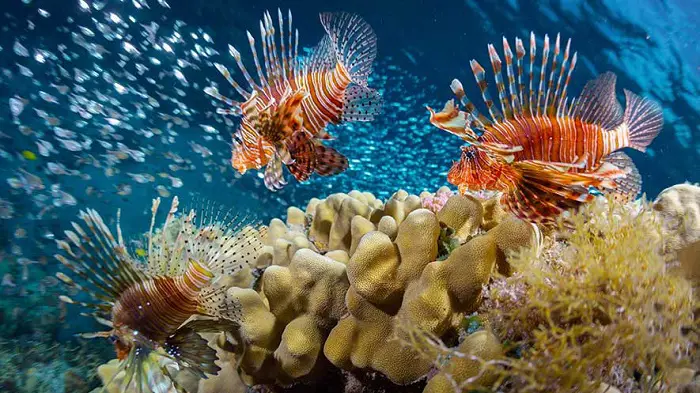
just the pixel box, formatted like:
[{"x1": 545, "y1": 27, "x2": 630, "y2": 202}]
[
  {"x1": 323, "y1": 205, "x2": 537, "y2": 385},
  {"x1": 214, "y1": 188, "x2": 538, "y2": 390},
  {"x1": 653, "y1": 183, "x2": 700, "y2": 315},
  {"x1": 404, "y1": 196, "x2": 698, "y2": 393},
  {"x1": 229, "y1": 248, "x2": 349, "y2": 385},
  {"x1": 91, "y1": 185, "x2": 698, "y2": 393}
]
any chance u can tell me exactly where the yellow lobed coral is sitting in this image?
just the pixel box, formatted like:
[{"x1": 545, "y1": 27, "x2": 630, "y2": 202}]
[
  {"x1": 227, "y1": 248, "x2": 349, "y2": 385},
  {"x1": 323, "y1": 194, "x2": 538, "y2": 385},
  {"x1": 210, "y1": 188, "x2": 537, "y2": 389},
  {"x1": 308, "y1": 190, "x2": 383, "y2": 252}
]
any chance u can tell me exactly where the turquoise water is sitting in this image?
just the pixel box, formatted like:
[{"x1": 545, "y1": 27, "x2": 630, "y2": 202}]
[{"x1": 0, "y1": 0, "x2": 697, "y2": 391}]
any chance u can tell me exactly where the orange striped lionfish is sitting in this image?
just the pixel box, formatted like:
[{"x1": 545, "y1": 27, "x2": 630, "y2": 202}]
[
  {"x1": 428, "y1": 33, "x2": 663, "y2": 224},
  {"x1": 55, "y1": 197, "x2": 265, "y2": 392},
  {"x1": 205, "y1": 10, "x2": 382, "y2": 191}
]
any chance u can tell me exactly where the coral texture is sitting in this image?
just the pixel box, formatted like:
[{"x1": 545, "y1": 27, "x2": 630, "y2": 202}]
[
  {"x1": 412, "y1": 197, "x2": 698, "y2": 393},
  {"x1": 218, "y1": 189, "x2": 537, "y2": 389}
]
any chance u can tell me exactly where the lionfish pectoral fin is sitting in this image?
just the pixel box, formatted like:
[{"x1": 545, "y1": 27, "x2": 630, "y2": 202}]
[
  {"x1": 427, "y1": 100, "x2": 477, "y2": 139},
  {"x1": 164, "y1": 321, "x2": 223, "y2": 379},
  {"x1": 590, "y1": 161, "x2": 628, "y2": 180},
  {"x1": 503, "y1": 160, "x2": 616, "y2": 223},
  {"x1": 342, "y1": 85, "x2": 383, "y2": 122},
  {"x1": 76, "y1": 331, "x2": 112, "y2": 339},
  {"x1": 105, "y1": 347, "x2": 180, "y2": 393},
  {"x1": 571, "y1": 154, "x2": 588, "y2": 169},
  {"x1": 599, "y1": 151, "x2": 642, "y2": 203},
  {"x1": 263, "y1": 154, "x2": 287, "y2": 191},
  {"x1": 315, "y1": 144, "x2": 349, "y2": 176},
  {"x1": 284, "y1": 130, "x2": 317, "y2": 182},
  {"x1": 478, "y1": 142, "x2": 523, "y2": 155},
  {"x1": 277, "y1": 144, "x2": 294, "y2": 166}
]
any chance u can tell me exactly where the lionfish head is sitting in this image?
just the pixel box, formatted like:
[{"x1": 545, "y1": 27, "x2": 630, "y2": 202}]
[{"x1": 448, "y1": 145, "x2": 506, "y2": 193}]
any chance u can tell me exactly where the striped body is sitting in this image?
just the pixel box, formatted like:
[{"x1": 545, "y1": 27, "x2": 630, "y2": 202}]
[
  {"x1": 112, "y1": 261, "x2": 212, "y2": 346},
  {"x1": 480, "y1": 116, "x2": 628, "y2": 173},
  {"x1": 232, "y1": 63, "x2": 353, "y2": 172},
  {"x1": 207, "y1": 10, "x2": 381, "y2": 191}
]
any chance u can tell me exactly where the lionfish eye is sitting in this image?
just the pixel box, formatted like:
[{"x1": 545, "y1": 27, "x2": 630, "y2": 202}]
[
  {"x1": 464, "y1": 149, "x2": 476, "y2": 159},
  {"x1": 108, "y1": 334, "x2": 118, "y2": 344}
]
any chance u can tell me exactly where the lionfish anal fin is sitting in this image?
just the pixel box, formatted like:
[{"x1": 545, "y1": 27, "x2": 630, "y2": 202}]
[
  {"x1": 286, "y1": 130, "x2": 317, "y2": 182},
  {"x1": 600, "y1": 151, "x2": 642, "y2": 204}
]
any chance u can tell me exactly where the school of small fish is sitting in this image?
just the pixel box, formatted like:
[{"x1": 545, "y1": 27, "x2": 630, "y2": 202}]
[{"x1": 0, "y1": 1, "x2": 442, "y2": 316}]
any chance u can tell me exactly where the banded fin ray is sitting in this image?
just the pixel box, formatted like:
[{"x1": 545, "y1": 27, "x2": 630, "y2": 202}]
[
  {"x1": 286, "y1": 130, "x2": 317, "y2": 181},
  {"x1": 319, "y1": 12, "x2": 378, "y2": 86},
  {"x1": 163, "y1": 320, "x2": 224, "y2": 378},
  {"x1": 502, "y1": 159, "x2": 621, "y2": 223},
  {"x1": 572, "y1": 71, "x2": 623, "y2": 129}
]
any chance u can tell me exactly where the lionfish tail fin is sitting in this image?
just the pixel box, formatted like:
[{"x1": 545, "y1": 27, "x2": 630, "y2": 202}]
[
  {"x1": 319, "y1": 12, "x2": 377, "y2": 86},
  {"x1": 503, "y1": 160, "x2": 623, "y2": 224},
  {"x1": 342, "y1": 84, "x2": 382, "y2": 122},
  {"x1": 622, "y1": 89, "x2": 663, "y2": 152},
  {"x1": 315, "y1": 144, "x2": 349, "y2": 176}
]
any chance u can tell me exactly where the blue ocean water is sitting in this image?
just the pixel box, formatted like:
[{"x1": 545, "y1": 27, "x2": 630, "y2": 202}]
[{"x1": 0, "y1": 0, "x2": 697, "y2": 389}]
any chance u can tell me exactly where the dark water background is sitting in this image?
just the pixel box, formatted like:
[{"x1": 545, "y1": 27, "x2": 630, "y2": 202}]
[{"x1": 0, "y1": 0, "x2": 697, "y2": 361}]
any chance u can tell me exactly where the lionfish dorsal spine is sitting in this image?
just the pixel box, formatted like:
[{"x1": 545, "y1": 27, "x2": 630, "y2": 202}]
[
  {"x1": 246, "y1": 30, "x2": 268, "y2": 89},
  {"x1": 536, "y1": 34, "x2": 549, "y2": 116},
  {"x1": 214, "y1": 63, "x2": 248, "y2": 100},
  {"x1": 559, "y1": 51, "x2": 578, "y2": 116},
  {"x1": 449, "y1": 79, "x2": 488, "y2": 131},
  {"x1": 543, "y1": 33, "x2": 560, "y2": 114},
  {"x1": 462, "y1": 32, "x2": 579, "y2": 122},
  {"x1": 228, "y1": 44, "x2": 258, "y2": 92},
  {"x1": 502, "y1": 37, "x2": 521, "y2": 116},
  {"x1": 487, "y1": 44, "x2": 513, "y2": 120},
  {"x1": 515, "y1": 37, "x2": 526, "y2": 111},
  {"x1": 551, "y1": 37, "x2": 571, "y2": 113},
  {"x1": 528, "y1": 32, "x2": 536, "y2": 115},
  {"x1": 470, "y1": 59, "x2": 503, "y2": 123}
]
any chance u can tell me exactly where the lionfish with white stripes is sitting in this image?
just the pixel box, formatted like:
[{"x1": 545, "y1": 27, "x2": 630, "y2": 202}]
[
  {"x1": 205, "y1": 10, "x2": 382, "y2": 191},
  {"x1": 428, "y1": 32, "x2": 663, "y2": 224},
  {"x1": 55, "y1": 197, "x2": 265, "y2": 392}
]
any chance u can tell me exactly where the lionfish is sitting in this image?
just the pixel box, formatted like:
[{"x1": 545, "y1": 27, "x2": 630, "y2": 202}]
[
  {"x1": 428, "y1": 33, "x2": 663, "y2": 224},
  {"x1": 205, "y1": 9, "x2": 382, "y2": 191},
  {"x1": 55, "y1": 197, "x2": 265, "y2": 392}
]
